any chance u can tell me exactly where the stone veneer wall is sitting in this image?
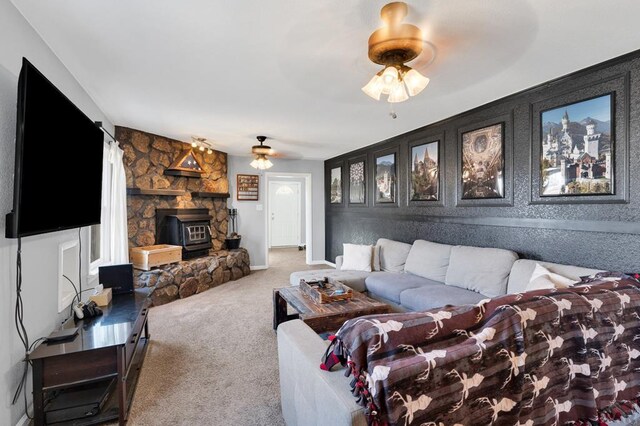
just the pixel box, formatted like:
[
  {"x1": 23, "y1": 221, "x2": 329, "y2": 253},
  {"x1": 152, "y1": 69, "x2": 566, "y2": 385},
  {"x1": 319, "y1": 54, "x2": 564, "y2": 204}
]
[{"x1": 116, "y1": 126, "x2": 229, "y2": 249}]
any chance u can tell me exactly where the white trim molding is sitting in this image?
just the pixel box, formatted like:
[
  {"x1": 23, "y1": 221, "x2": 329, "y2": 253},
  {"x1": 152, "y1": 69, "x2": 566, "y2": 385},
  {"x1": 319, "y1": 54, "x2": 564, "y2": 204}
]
[
  {"x1": 250, "y1": 265, "x2": 268, "y2": 271},
  {"x1": 308, "y1": 260, "x2": 335, "y2": 267}
]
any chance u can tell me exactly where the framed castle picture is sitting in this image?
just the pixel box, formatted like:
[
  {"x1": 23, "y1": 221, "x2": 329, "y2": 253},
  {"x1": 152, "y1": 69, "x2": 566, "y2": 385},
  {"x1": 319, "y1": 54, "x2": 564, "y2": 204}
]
[
  {"x1": 460, "y1": 123, "x2": 505, "y2": 200},
  {"x1": 530, "y1": 74, "x2": 628, "y2": 205},
  {"x1": 374, "y1": 153, "x2": 396, "y2": 203},
  {"x1": 539, "y1": 94, "x2": 614, "y2": 197},
  {"x1": 410, "y1": 141, "x2": 439, "y2": 201},
  {"x1": 329, "y1": 166, "x2": 342, "y2": 204}
]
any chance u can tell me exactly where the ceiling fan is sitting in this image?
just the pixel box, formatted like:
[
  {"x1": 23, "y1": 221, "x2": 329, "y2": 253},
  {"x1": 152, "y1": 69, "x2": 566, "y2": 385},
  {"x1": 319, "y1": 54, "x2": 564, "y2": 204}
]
[
  {"x1": 250, "y1": 136, "x2": 274, "y2": 169},
  {"x1": 362, "y1": 2, "x2": 435, "y2": 104}
]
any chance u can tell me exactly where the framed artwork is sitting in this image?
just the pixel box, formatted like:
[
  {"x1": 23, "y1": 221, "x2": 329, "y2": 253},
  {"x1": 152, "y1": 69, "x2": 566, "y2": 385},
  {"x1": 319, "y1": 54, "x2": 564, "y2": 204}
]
[
  {"x1": 530, "y1": 74, "x2": 628, "y2": 205},
  {"x1": 410, "y1": 141, "x2": 440, "y2": 202},
  {"x1": 539, "y1": 94, "x2": 614, "y2": 197},
  {"x1": 236, "y1": 174, "x2": 259, "y2": 201},
  {"x1": 329, "y1": 166, "x2": 342, "y2": 204},
  {"x1": 374, "y1": 153, "x2": 396, "y2": 203},
  {"x1": 461, "y1": 123, "x2": 505, "y2": 199},
  {"x1": 349, "y1": 159, "x2": 366, "y2": 205}
]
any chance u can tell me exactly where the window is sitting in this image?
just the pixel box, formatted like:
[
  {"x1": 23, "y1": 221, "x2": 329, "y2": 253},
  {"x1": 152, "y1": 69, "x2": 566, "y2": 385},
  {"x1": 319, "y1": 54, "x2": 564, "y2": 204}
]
[
  {"x1": 89, "y1": 142, "x2": 113, "y2": 274},
  {"x1": 90, "y1": 224, "x2": 101, "y2": 263}
]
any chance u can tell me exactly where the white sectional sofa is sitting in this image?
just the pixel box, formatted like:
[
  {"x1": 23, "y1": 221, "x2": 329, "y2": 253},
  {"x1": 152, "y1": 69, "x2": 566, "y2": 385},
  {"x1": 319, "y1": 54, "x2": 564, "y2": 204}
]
[
  {"x1": 291, "y1": 238, "x2": 598, "y2": 312},
  {"x1": 280, "y1": 238, "x2": 602, "y2": 426}
]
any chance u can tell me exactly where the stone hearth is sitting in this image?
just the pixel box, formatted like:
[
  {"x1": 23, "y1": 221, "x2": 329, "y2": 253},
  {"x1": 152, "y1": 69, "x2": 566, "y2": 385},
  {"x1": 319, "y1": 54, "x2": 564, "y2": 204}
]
[{"x1": 135, "y1": 248, "x2": 250, "y2": 306}]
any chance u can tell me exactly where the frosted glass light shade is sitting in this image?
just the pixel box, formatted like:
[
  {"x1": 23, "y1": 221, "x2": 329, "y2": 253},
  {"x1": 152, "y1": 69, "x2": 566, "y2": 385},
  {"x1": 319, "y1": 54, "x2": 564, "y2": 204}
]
[
  {"x1": 388, "y1": 81, "x2": 409, "y2": 103},
  {"x1": 403, "y1": 68, "x2": 430, "y2": 96},
  {"x1": 381, "y1": 66, "x2": 398, "y2": 85},
  {"x1": 362, "y1": 74, "x2": 384, "y2": 100},
  {"x1": 381, "y1": 66, "x2": 398, "y2": 95},
  {"x1": 250, "y1": 155, "x2": 273, "y2": 170}
]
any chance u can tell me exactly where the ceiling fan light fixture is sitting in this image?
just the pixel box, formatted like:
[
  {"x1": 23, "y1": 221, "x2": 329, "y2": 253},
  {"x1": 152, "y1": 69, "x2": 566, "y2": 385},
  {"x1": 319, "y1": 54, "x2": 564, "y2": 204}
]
[
  {"x1": 362, "y1": 2, "x2": 431, "y2": 106},
  {"x1": 403, "y1": 68, "x2": 430, "y2": 96},
  {"x1": 250, "y1": 135, "x2": 274, "y2": 169},
  {"x1": 251, "y1": 154, "x2": 273, "y2": 170}
]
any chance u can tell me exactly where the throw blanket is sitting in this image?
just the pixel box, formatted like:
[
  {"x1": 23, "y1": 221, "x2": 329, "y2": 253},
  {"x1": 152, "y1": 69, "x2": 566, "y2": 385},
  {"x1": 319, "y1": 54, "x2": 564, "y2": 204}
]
[{"x1": 322, "y1": 275, "x2": 640, "y2": 425}]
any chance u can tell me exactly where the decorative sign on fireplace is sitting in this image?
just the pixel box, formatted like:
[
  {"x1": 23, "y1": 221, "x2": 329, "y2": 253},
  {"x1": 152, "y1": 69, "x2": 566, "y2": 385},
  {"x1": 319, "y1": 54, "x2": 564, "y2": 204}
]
[
  {"x1": 237, "y1": 174, "x2": 259, "y2": 201},
  {"x1": 164, "y1": 149, "x2": 206, "y2": 178}
]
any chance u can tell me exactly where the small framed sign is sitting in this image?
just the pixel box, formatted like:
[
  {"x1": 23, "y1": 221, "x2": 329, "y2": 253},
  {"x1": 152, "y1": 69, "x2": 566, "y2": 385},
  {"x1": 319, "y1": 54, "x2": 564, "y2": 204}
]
[{"x1": 237, "y1": 174, "x2": 259, "y2": 201}]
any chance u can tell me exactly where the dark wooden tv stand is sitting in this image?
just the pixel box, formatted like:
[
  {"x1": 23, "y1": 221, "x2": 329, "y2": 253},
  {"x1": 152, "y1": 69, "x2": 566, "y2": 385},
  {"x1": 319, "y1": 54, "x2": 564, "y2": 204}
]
[{"x1": 29, "y1": 290, "x2": 151, "y2": 425}]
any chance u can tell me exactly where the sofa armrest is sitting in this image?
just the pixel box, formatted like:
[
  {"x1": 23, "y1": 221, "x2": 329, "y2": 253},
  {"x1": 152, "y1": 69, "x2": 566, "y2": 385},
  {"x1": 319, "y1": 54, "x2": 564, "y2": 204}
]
[
  {"x1": 277, "y1": 320, "x2": 366, "y2": 426},
  {"x1": 335, "y1": 255, "x2": 344, "y2": 270}
]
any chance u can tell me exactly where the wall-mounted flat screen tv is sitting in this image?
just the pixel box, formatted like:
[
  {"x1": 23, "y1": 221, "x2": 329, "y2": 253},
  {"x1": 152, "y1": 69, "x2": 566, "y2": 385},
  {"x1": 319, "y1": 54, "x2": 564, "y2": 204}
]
[{"x1": 5, "y1": 58, "x2": 104, "y2": 238}]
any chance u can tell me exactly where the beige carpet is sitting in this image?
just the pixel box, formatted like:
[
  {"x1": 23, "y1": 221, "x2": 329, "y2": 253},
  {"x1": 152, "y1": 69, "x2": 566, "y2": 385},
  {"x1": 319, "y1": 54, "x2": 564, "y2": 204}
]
[{"x1": 123, "y1": 248, "x2": 326, "y2": 426}]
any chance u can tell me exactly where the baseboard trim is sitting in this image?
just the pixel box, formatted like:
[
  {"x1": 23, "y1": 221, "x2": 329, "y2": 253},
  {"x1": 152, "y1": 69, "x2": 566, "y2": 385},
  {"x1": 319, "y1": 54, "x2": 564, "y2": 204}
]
[
  {"x1": 250, "y1": 265, "x2": 268, "y2": 271},
  {"x1": 308, "y1": 260, "x2": 335, "y2": 267},
  {"x1": 16, "y1": 408, "x2": 31, "y2": 426}
]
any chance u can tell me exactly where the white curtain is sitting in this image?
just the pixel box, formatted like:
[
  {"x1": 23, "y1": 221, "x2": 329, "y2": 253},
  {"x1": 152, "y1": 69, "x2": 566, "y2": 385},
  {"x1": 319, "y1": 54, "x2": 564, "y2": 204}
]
[{"x1": 109, "y1": 143, "x2": 129, "y2": 263}]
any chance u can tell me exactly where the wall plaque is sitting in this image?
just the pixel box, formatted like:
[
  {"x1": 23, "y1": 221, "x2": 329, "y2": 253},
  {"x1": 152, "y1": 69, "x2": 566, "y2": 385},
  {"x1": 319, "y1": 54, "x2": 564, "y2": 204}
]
[{"x1": 237, "y1": 174, "x2": 259, "y2": 201}]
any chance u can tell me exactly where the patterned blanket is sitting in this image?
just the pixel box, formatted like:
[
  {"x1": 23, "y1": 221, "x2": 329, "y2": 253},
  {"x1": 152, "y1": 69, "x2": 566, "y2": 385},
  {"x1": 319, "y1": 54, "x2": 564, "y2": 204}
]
[{"x1": 322, "y1": 275, "x2": 640, "y2": 425}]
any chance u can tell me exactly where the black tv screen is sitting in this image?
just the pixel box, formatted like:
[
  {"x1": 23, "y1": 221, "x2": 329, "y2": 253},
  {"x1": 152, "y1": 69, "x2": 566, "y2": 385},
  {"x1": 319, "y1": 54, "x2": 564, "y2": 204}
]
[{"x1": 6, "y1": 58, "x2": 104, "y2": 238}]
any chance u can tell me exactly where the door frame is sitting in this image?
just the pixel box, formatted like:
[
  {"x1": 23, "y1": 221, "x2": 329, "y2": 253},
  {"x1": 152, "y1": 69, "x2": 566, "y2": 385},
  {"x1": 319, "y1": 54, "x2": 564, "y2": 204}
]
[
  {"x1": 264, "y1": 172, "x2": 313, "y2": 267},
  {"x1": 268, "y1": 180, "x2": 302, "y2": 248}
]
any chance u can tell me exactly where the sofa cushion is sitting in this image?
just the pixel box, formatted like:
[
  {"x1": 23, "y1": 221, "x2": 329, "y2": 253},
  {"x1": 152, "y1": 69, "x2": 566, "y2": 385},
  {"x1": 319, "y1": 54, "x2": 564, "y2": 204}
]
[
  {"x1": 365, "y1": 272, "x2": 440, "y2": 304},
  {"x1": 399, "y1": 285, "x2": 487, "y2": 312},
  {"x1": 341, "y1": 244, "x2": 373, "y2": 272},
  {"x1": 404, "y1": 240, "x2": 453, "y2": 283},
  {"x1": 376, "y1": 238, "x2": 412, "y2": 273},
  {"x1": 445, "y1": 245, "x2": 518, "y2": 298},
  {"x1": 289, "y1": 269, "x2": 371, "y2": 293},
  {"x1": 507, "y1": 259, "x2": 602, "y2": 294},
  {"x1": 526, "y1": 263, "x2": 577, "y2": 291}
]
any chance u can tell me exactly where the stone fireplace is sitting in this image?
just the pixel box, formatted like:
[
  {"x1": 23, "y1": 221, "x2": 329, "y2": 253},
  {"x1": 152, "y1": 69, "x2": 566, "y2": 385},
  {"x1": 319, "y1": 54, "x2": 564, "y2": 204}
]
[
  {"x1": 116, "y1": 126, "x2": 229, "y2": 251},
  {"x1": 117, "y1": 127, "x2": 251, "y2": 306}
]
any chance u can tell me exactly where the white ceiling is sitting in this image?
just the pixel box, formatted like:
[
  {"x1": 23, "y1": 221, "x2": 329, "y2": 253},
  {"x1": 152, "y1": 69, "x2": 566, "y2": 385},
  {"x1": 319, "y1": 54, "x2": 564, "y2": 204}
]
[{"x1": 11, "y1": 0, "x2": 640, "y2": 160}]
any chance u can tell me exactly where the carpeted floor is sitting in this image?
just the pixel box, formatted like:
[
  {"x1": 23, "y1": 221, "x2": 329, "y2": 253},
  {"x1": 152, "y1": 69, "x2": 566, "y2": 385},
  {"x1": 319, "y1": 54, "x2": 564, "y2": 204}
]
[{"x1": 123, "y1": 248, "x2": 326, "y2": 426}]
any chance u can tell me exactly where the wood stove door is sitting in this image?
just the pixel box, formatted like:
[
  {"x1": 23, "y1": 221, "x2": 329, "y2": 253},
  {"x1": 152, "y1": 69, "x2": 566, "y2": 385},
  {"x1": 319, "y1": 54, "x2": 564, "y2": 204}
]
[{"x1": 182, "y1": 223, "x2": 210, "y2": 245}]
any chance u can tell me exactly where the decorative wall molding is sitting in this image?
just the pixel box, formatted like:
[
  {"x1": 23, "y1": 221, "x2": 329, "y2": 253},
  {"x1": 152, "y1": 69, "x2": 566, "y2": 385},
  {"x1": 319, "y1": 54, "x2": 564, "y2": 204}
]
[{"x1": 327, "y1": 210, "x2": 640, "y2": 235}]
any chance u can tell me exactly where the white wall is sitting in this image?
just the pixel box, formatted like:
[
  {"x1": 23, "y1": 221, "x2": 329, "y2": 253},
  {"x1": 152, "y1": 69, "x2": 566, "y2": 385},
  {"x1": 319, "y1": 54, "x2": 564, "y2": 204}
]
[
  {"x1": 228, "y1": 155, "x2": 325, "y2": 267},
  {"x1": 0, "y1": 2, "x2": 113, "y2": 424}
]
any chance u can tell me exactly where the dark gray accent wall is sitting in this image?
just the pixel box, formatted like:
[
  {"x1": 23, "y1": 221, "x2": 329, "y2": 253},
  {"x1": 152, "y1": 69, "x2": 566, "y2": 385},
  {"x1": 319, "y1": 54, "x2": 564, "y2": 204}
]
[{"x1": 325, "y1": 50, "x2": 640, "y2": 272}]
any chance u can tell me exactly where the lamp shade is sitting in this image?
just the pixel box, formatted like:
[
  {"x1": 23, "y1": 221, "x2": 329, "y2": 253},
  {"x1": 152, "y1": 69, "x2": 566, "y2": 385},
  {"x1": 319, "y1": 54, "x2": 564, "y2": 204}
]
[
  {"x1": 403, "y1": 68, "x2": 430, "y2": 97},
  {"x1": 388, "y1": 80, "x2": 409, "y2": 103},
  {"x1": 362, "y1": 74, "x2": 384, "y2": 100},
  {"x1": 250, "y1": 154, "x2": 273, "y2": 170}
]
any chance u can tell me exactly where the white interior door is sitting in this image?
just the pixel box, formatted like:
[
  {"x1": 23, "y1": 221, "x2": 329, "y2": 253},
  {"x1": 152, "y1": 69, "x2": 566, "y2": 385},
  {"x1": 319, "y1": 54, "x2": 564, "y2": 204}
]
[{"x1": 269, "y1": 181, "x2": 301, "y2": 247}]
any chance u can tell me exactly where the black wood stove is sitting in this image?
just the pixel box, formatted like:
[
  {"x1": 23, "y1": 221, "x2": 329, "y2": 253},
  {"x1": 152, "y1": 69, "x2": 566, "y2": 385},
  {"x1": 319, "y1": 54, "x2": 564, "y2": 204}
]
[{"x1": 156, "y1": 208, "x2": 212, "y2": 259}]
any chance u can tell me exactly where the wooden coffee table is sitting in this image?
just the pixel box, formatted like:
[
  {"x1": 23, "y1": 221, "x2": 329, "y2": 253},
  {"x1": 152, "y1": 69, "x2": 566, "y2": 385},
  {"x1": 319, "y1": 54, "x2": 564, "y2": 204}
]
[{"x1": 273, "y1": 286, "x2": 391, "y2": 333}]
